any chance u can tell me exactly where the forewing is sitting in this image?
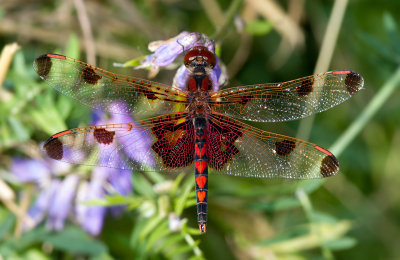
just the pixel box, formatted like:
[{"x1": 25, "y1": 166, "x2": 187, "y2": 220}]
[
  {"x1": 210, "y1": 71, "x2": 364, "y2": 122},
  {"x1": 42, "y1": 113, "x2": 195, "y2": 172},
  {"x1": 207, "y1": 114, "x2": 339, "y2": 179},
  {"x1": 34, "y1": 54, "x2": 188, "y2": 114}
]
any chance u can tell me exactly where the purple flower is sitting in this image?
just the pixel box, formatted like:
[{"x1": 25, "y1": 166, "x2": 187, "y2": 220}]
[
  {"x1": 46, "y1": 174, "x2": 79, "y2": 231},
  {"x1": 11, "y1": 158, "x2": 52, "y2": 184},
  {"x1": 137, "y1": 31, "x2": 208, "y2": 69},
  {"x1": 93, "y1": 101, "x2": 155, "y2": 168},
  {"x1": 76, "y1": 167, "x2": 108, "y2": 235},
  {"x1": 24, "y1": 179, "x2": 61, "y2": 230},
  {"x1": 11, "y1": 154, "x2": 133, "y2": 235},
  {"x1": 73, "y1": 100, "x2": 152, "y2": 234},
  {"x1": 134, "y1": 31, "x2": 227, "y2": 91},
  {"x1": 10, "y1": 103, "x2": 145, "y2": 235}
]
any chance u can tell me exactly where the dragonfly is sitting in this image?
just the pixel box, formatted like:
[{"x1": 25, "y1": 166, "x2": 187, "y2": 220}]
[{"x1": 34, "y1": 47, "x2": 363, "y2": 233}]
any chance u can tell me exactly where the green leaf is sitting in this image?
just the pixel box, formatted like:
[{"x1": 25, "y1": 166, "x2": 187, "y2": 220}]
[
  {"x1": 56, "y1": 94, "x2": 73, "y2": 120},
  {"x1": 383, "y1": 13, "x2": 400, "y2": 55},
  {"x1": 0, "y1": 227, "x2": 105, "y2": 256},
  {"x1": 120, "y1": 56, "x2": 147, "y2": 67},
  {"x1": 146, "y1": 220, "x2": 171, "y2": 251},
  {"x1": 138, "y1": 215, "x2": 164, "y2": 242},
  {"x1": 83, "y1": 194, "x2": 137, "y2": 207},
  {"x1": 0, "y1": 226, "x2": 48, "y2": 252},
  {"x1": 184, "y1": 198, "x2": 197, "y2": 208},
  {"x1": 311, "y1": 211, "x2": 338, "y2": 224},
  {"x1": 65, "y1": 34, "x2": 80, "y2": 59},
  {"x1": 171, "y1": 173, "x2": 185, "y2": 197},
  {"x1": 8, "y1": 117, "x2": 29, "y2": 141},
  {"x1": 246, "y1": 196, "x2": 300, "y2": 211},
  {"x1": 166, "y1": 240, "x2": 200, "y2": 258},
  {"x1": 129, "y1": 217, "x2": 147, "y2": 249},
  {"x1": 245, "y1": 20, "x2": 273, "y2": 35},
  {"x1": 30, "y1": 107, "x2": 66, "y2": 135},
  {"x1": 132, "y1": 171, "x2": 156, "y2": 197},
  {"x1": 299, "y1": 179, "x2": 325, "y2": 194},
  {"x1": 11, "y1": 51, "x2": 27, "y2": 76},
  {"x1": 155, "y1": 233, "x2": 184, "y2": 252},
  {"x1": 41, "y1": 227, "x2": 107, "y2": 255},
  {"x1": 324, "y1": 237, "x2": 357, "y2": 250},
  {"x1": 23, "y1": 249, "x2": 51, "y2": 260},
  {"x1": 174, "y1": 175, "x2": 194, "y2": 215},
  {"x1": 259, "y1": 226, "x2": 309, "y2": 246},
  {"x1": 145, "y1": 170, "x2": 165, "y2": 184},
  {"x1": 30, "y1": 91, "x2": 68, "y2": 134},
  {"x1": 360, "y1": 32, "x2": 398, "y2": 63},
  {"x1": 0, "y1": 214, "x2": 14, "y2": 241}
]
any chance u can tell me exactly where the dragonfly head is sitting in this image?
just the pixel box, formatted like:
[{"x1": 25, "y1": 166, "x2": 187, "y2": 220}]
[{"x1": 184, "y1": 46, "x2": 216, "y2": 73}]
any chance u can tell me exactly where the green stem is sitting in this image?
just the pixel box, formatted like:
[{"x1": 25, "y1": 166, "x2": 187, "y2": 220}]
[
  {"x1": 296, "y1": 0, "x2": 349, "y2": 140},
  {"x1": 331, "y1": 67, "x2": 400, "y2": 156},
  {"x1": 184, "y1": 233, "x2": 202, "y2": 256},
  {"x1": 212, "y1": 0, "x2": 243, "y2": 41},
  {"x1": 296, "y1": 188, "x2": 334, "y2": 260}
]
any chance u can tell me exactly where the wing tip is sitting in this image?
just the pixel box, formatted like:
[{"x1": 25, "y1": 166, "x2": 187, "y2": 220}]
[
  {"x1": 314, "y1": 145, "x2": 339, "y2": 177},
  {"x1": 42, "y1": 136, "x2": 64, "y2": 161},
  {"x1": 332, "y1": 70, "x2": 364, "y2": 95}
]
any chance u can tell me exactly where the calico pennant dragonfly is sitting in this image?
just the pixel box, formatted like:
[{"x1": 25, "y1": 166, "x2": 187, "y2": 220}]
[{"x1": 34, "y1": 46, "x2": 363, "y2": 233}]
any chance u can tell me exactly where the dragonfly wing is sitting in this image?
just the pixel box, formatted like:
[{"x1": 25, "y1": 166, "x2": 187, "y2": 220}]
[
  {"x1": 34, "y1": 54, "x2": 188, "y2": 115},
  {"x1": 210, "y1": 71, "x2": 364, "y2": 122},
  {"x1": 207, "y1": 114, "x2": 339, "y2": 179},
  {"x1": 42, "y1": 113, "x2": 195, "y2": 172}
]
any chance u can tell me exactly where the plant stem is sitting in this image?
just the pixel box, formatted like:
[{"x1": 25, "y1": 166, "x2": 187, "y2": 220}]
[
  {"x1": 296, "y1": 188, "x2": 334, "y2": 260},
  {"x1": 296, "y1": 0, "x2": 349, "y2": 140},
  {"x1": 212, "y1": 0, "x2": 243, "y2": 41}
]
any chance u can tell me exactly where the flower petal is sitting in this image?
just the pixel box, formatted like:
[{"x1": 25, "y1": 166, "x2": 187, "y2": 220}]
[
  {"x1": 11, "y1": 158, "x2": 51, "y2": 183},
  {"x1": 24, "y1": 179, "x2": 61, "y2": 230},
  {"x1": 139, "y1": 32, "x2": 207, "y2": 68},
  {"x1": 46, "y1": 174, "x2": 79, "y2": 231},
  {"x1": 173, "y1": 65, "x2": 190, "y2": 90},
  {"x1": 108, "y1": 170, "x2": 132, "y2": 196},
  {"x1": 107, "y1": 102, "x2": 155, "y2": 167},
  {"x1": 79, "y1": 167, "x2": 108, "y2": 236}
]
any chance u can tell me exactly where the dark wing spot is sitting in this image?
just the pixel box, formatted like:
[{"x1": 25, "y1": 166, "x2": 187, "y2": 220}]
[
  {"x1": 93, "y1": 128, "x2": 115, "y2": 145},
  {"x1": 275, "y1": 139, "x2": 296, "y2": 156},
  {"x1": 345, "y1": 72, "x2": 363, "y2": 95},
  {"x1": 296, "y1": 78, "x2": 313, "y2": 97},
  {"x1": 238, "y1": 95, "x2": 253, "y2": 105},
  {"x1": 82, "y1": 67, "x2": 102, "y2": 85},
  {"x1": 34, "y1": 55, "x2": 52, "y2": 78},
  {"x1": 320, "y1": 155, "x2": 339, "y2": 177},
  {"x1": 43, "y1": 137, "x2": 63, "y2": 160},
  {"x1": 144, "y1": 90, "x2": 158, "y2": 100}
]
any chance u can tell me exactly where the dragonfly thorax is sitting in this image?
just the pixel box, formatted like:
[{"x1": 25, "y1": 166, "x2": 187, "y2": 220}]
[{"x1": 186, "y1": 90, "x2": 211, "y2": 116}]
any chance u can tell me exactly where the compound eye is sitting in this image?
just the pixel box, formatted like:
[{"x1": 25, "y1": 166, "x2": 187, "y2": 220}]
[
  {"x1": 184, "y1": 46, "x2": 217, "y2": 68},
  {"x1": 184, "y1": 49, "x2": 200, "y2": 67},
  {"x1": 201, "y1": 49, "x2": 216, "y2": 69}
]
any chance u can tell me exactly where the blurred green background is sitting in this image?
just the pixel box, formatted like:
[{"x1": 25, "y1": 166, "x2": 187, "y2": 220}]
[{"x1": 1, "y1": 0, "x2": 400, "y2": 259}]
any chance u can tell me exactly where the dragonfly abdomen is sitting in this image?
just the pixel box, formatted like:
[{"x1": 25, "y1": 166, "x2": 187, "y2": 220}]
[{"x1": 194, "y1": 117, "x2": 208, "y2": 233}]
